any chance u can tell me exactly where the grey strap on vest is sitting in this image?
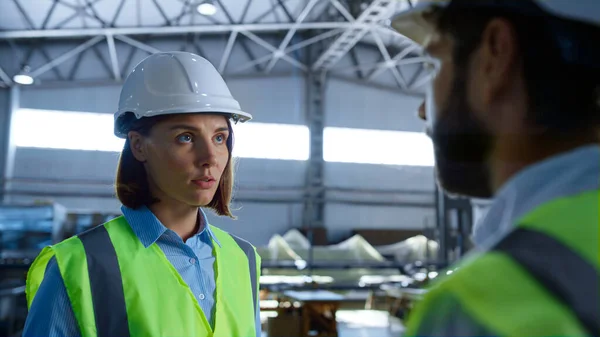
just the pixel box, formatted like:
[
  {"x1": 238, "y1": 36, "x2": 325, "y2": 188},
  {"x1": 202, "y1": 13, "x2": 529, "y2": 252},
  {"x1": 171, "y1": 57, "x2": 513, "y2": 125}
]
[
  {"x1": 231, "y1": 235, "x2": 258, "y2": 318},
  {"x1": 493, "y1": 228, "x2": 599, "y2": 336},
  {"x1": 78, "y1": 226, "x2": 130, "y2": 337}
]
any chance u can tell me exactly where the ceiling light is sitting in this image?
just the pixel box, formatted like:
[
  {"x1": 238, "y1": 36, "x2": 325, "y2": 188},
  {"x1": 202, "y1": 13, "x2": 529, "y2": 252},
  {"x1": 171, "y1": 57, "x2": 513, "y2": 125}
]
[
  {"x1": 197, "y1": 1, "x2": 217, "y2": 16},
  {"x1": 13, "y1": 66, "x2": 34, "y2": 85},
  {"x1": 13, "y1": 74, "x2": 33, "y2": 85}
]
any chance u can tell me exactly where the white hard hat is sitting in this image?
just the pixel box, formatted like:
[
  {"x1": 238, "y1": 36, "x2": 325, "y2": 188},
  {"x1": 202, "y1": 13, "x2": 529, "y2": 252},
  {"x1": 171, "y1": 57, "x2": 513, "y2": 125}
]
[
  {"x1": 391, "y1": 0, "x2": 600, "y2": 46},
  {"x1": 114, "y1": 51, "x2": 252, "y2": 138}
]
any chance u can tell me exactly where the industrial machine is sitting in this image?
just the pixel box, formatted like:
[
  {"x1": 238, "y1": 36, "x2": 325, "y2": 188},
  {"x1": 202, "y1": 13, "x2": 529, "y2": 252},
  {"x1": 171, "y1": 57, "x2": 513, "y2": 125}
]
[{"x1": 0, "y1": 203, "x2": 67, "y2": 336}]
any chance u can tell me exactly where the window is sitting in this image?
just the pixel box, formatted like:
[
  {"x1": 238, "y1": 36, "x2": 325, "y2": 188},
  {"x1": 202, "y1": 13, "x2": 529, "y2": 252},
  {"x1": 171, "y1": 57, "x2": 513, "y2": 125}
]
[
  {"x1": 232, "y1": 122, "x2": 309, "y2": 160},
  {"x1": 13, "y1": 109, "x2": 124, "y2": 152},
  {"x1": 12, "y1": 109, "x2": 309, "y2": 161},
  {"x1": 323, "y1": 126, "x2": 434, "y2": 166}
]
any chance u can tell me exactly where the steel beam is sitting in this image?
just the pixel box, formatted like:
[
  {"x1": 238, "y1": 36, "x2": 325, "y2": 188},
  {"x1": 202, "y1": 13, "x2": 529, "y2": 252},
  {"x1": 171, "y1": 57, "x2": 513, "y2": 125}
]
[
  {"x1": 0, "y1": 66, "x2": 12, "y2": 86},
  {"x1": 302, "y1": 71, "x2": 327, "y2": 276},
  {"x1": 0, "y1": 86, "x2": 18, "y2": 203},
  {"x1": 407, "y1": 63, "x2": 425, "y2": 87},
  {"x1": 284, "y1": 28, "x2": 343, "y2": 54},
  {"x1": 367, "y1": 44, "x2": 418, "y2": 81},
  {"x1": 264, "y1": 0, "x2": 320, "y2": 73},
  {"x1": 0, "y1": 22, "x2": 365, "y2": 39},
  {"x1": 12, "y1": 0, "x2": 36, "y2": 29},
  {"x1": 434, "y1": 183, "x2": 474, "y2": 265},
  {"x1": 410, "y1": 71, "x2": 434, "y2": 90},
  {"x1": 311, "y1": 0, "x2": 397, "y2": 71},
  {"x1": 106, "y1": 34, "x2": 121, "y2": 81},
  {"x1": 250, "y1": 0, "x2": 294, "y2": 23},
  {"x1": 369, "y1": 28, "x2": 406, "y2": 87},
  {"x1": 53, "y1": 0, "x2": 106, "y2": 30},
  {"x1": 303, "y1": 71, "x2": 327, "y2": 228},
  {"x1": 110, "y1": 0, "x2": 127, "y2": 27},
  {"x1": 41, "y1": 0, "x2": 60, "y2": 29},
  {"x1": 239, "y1": 31, "x2": 307, "y2": 71},
  {"x1": 218, "y1": 31, "x2": 238, "y2": 73},
  {"x1": 38, "y1": 45, "x2": 65, "y2": 80},
  {"x1": 232, "y1": 29, "x2": 343, "y2": 74},
  {"x1": 328, "y1": 73, "x2": 425, "y2": 98},
  {"x1": 21, "y1": 71, "x2": 300, "y2": 89},
  {"x1": 329, "y1": 0, "x2": 355, "y2": 22},
  {"x1": 29, "y1": 35, "x2": 104, "y2": 78},
  {"x1": 114, "y1": 35, "x2": 161, "y2": 54},
  {"x1": 231, "y1": 54, "x2": 273, "y2": 74}
]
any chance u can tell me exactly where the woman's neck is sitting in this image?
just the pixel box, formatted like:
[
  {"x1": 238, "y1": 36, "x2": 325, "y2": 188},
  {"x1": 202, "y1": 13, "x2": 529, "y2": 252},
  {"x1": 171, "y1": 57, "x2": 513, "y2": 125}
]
[{"x1": 149, "y1": 201, "x2": 200, "y2": 242}]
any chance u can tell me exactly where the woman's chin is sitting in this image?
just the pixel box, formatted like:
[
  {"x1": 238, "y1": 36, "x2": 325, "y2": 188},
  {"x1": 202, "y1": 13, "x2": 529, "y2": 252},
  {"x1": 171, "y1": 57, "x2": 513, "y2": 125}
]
[{"x1": 188, "y1": 194, "x2": 215, "y2": 207}]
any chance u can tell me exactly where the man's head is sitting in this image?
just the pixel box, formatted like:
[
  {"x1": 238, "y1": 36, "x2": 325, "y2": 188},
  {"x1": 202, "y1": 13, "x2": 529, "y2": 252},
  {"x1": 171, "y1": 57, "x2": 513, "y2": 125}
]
[{"x1": 395, "y1": 0, "x2": 600, "y2": 198}]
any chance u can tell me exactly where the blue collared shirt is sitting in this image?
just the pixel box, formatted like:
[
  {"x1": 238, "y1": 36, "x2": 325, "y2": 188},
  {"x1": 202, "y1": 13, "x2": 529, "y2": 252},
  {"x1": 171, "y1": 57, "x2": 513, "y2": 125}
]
[
  {"x1": 472, "y1": 144, "x2": 600, "y2": 251},
  {"x1": 23, "y1": 205, "x2": 261, "y2": 337}
]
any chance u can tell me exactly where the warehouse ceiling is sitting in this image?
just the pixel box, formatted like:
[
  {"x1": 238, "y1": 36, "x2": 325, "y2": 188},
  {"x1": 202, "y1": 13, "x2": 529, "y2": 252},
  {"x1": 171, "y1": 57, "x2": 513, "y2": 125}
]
[{"x1": 0, "y1": 0, "x2": 432, "y2": 94}]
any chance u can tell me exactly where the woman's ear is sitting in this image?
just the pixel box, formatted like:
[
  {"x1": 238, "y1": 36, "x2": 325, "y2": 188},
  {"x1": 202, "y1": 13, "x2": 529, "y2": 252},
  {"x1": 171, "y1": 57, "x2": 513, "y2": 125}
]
[{"x1": 128, "y1": 131, "x2": 147, "y2": 162}]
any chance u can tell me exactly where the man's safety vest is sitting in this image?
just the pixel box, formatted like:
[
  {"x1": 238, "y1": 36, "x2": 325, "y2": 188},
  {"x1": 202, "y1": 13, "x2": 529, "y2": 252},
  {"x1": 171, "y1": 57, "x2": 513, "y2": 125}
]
[
  {"x1": 406, "y1": 189, "x2": 599, "y2": 336},
  {"x1": 25, "y1": 216, "x2": 261, "y2": 337}
]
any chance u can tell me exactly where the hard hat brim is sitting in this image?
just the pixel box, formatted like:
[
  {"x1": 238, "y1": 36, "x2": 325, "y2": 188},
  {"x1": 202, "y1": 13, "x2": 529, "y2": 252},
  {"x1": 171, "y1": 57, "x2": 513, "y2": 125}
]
[
  {"x1": 114, "y1": 108, "x2": 252, "y2": 139},
  {"x1": 391, "y1": 1, "x2": 449, "y2": 46}
]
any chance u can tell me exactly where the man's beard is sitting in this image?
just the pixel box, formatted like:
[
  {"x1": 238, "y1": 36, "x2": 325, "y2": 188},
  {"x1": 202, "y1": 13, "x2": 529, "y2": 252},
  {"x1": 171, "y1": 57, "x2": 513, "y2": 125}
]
[{"x1": 431, "y1": 69, "x2": 494, "y2": 199}]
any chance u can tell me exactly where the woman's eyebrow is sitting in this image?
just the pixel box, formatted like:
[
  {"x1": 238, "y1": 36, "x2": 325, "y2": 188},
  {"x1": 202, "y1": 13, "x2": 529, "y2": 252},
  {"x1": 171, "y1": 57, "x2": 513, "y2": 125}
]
[
  {"x1": 168, "y1": 125, "x2": 229, "y2": 132},
  {"x1": 168, "y1": 124, "x2": 199, "y2": 132}
]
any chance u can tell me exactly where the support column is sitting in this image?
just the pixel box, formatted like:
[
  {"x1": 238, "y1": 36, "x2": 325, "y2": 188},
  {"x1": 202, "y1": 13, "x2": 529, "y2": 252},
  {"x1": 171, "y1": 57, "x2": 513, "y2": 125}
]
[
  {"x1": 302, "y1": 71, "x2": 327, "y2": 272},
  {"x1": 0, "y1": 86, "x2": 19, "y2": 203},
  {"x1": 435, "y1": 181, "x2": 474, "y2": 266}
]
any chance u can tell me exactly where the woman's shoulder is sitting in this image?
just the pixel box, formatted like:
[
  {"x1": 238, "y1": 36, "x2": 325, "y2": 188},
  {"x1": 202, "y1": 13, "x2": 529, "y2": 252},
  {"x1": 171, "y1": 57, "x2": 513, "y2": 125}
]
[{"x1": 208, "y1": 225, "x2": 257, "y2": 250}]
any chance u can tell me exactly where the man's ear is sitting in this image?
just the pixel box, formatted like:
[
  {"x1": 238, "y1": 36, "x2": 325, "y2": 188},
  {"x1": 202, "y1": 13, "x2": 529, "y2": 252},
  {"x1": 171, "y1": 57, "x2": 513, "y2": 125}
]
[
  {"x1": 478, "y1": 17, "x2": 520, "y2": 105},
  {"x1": 128, "y1": 131, "x2": 147, "y2": 162}
]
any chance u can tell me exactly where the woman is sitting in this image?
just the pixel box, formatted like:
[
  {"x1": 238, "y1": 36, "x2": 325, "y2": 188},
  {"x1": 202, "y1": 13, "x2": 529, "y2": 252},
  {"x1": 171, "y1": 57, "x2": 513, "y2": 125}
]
[{"x1": 23, "y1": 52, "x2": 261, "y2": 337}]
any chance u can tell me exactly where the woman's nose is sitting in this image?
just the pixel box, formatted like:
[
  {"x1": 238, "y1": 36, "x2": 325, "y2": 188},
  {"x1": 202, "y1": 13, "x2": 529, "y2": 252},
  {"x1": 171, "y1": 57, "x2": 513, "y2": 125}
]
[{"x1": 196, "y1": 143, "x2": 219, "y2": 167}]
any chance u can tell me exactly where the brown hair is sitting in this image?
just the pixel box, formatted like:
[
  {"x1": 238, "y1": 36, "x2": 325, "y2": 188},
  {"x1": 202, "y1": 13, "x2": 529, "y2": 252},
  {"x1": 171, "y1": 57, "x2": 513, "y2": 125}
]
[{"x1": 115, "y1": 112, "x2": 236, "y2": 218}]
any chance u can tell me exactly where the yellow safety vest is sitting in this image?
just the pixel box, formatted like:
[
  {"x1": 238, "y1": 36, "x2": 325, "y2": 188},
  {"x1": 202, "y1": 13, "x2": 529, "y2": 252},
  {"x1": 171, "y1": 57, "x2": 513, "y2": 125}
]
[
  {"x1": 25, "y1": 216, "x2": 261, "y2": 337},
  {"x1": 405, "y1": 189, "x2": 599, "y2": 336}
]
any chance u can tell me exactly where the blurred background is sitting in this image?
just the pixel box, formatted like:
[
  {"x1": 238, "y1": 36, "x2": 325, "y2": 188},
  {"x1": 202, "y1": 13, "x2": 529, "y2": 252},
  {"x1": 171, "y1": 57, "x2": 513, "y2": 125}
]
[{"x1": 0, "y1": 1, "x2": 490, "y2": 336}]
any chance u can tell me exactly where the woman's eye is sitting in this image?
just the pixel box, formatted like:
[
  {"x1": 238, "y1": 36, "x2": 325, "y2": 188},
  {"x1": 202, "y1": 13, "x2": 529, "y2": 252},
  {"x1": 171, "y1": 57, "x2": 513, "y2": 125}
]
[
  {"x1": 177, "y1": 134, "x2": 193, "y2": 143},
  {"x1": 215, "y1": 134, "x2": 225, "y2": 144}
]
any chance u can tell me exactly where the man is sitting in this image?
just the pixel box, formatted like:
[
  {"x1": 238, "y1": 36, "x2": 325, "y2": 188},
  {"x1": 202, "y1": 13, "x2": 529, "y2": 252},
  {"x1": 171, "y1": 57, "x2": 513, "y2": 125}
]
[{"x1": 391, "y1": 0, "x2": 600, "y2": 335}]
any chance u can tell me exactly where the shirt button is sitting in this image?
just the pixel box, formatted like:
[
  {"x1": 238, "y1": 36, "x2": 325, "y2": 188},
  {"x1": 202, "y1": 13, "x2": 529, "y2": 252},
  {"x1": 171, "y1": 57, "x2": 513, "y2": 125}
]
[
  {"x1": 190, "y1": 258, "x2": 196, "y2": 264},
  {"x1": 198, "y1": 294, "x2": 205, "y2": 300}
]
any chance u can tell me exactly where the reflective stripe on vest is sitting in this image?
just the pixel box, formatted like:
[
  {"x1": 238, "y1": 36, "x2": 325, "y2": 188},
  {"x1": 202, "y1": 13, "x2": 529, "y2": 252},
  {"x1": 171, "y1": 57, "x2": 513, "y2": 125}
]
[
  {"x1": 230, "y1": 234, "x2": 259, "y2": 318},
  {"x1": 26, "y1": 216, "x2": 260, "y2": 337},
  {"x1": 493, "y1": 227, "x2": 600, "y2": 336},
  {"x1": 78, "y1": 226, "x2": 130, "y2": 336}
]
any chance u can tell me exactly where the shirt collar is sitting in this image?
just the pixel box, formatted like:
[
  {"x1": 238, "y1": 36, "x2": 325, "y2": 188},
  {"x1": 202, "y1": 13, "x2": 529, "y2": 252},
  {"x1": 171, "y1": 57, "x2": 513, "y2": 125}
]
[
  {"x1": 472, "y1": 144, "x2": 600, "y2": 251},
  {"x1": 199, "y1": 208, "x2": 222, "y2": 248},
  {"x1": 121, "y1": 205, "x2": 222, "y2": 248}
]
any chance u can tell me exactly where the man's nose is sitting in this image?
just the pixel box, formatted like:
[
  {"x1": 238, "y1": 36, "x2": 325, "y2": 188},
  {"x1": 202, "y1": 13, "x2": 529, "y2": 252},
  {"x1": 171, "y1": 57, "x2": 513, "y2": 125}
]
[{"x1": 418, "y1": 101, "x2": 426, "y2": 121}]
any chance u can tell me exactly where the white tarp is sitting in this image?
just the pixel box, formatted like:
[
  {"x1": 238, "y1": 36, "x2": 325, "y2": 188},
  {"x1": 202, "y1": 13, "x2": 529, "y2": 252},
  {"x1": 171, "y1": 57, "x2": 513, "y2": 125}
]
[
  {"x1": 257, "y1": 230, "x2": 436, "y2": 286},
  {"x1": 259, "y1": 230, "x2": 436, "y2": 264},
  {"x1": 375, "y1": 235, "x2": 439, "y2": 263}
]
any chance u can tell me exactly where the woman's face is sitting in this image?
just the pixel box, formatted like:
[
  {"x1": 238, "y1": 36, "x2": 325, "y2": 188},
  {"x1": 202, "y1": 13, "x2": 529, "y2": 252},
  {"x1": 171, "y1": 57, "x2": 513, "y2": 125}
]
[{"x1": 129, "y1": 114, "x2": 231, "y2": 208}]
